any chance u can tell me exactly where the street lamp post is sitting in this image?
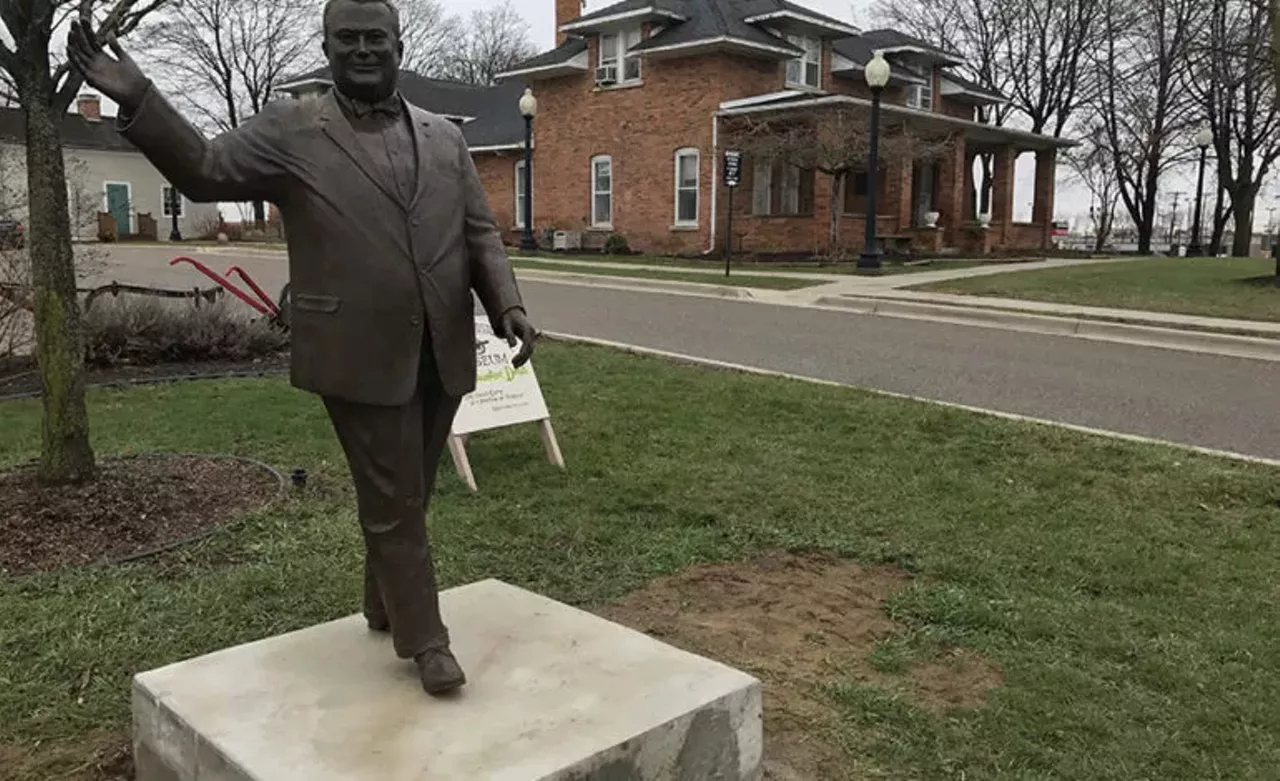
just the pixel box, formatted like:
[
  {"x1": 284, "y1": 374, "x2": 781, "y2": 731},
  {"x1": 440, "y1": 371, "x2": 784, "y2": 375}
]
[
  {"x1": 1187, "y1": 126, "x2": 1213, "y2": 257},
  {"x1": 518, "y1": 87, "x2": 538, "y2": 252},
  {"x1": 859, "y1": 50, "x2": 892, "y2": 270},
  {"x1": 168, "y1": 187, "x2": 182, "y2": 242}
]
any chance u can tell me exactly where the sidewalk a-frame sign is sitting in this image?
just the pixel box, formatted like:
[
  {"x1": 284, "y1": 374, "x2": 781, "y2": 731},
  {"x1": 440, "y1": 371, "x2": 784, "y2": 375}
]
[{"x1": 447, "y1": 317, "x2": 564, "y2": 492}]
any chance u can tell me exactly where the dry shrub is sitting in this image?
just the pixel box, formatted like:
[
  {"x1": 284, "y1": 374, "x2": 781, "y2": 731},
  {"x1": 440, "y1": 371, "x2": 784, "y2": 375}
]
[{"x1": 82, "y1": 295, "x2": 288, "y2": 367}]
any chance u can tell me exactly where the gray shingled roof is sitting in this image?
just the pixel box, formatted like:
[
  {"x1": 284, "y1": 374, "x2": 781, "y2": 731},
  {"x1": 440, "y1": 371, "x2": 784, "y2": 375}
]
[
  {"x1": 943, "y1": 71, "x2": 1007, "y2": 101},
  {"x1": 566, "y1": 0, "x2": 691, "y2": 24},
  {"x1": 499, "y1": 38, "x2": 587, "y2": 72},
  {"x1": 0, "y1": 106, "x2": 136, "y2": 152},
  {"x1": 278, "y1": 67, "x2": 528, "y2": 148},
  {"x1": 857, "y1": 28, "x2": 963, "y2": 61}
]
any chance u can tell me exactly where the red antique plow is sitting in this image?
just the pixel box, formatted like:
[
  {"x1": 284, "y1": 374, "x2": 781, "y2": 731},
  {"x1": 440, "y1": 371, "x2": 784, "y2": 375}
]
[{"x1": 168, "y1": 256, "x2": 290, "y2": 331}]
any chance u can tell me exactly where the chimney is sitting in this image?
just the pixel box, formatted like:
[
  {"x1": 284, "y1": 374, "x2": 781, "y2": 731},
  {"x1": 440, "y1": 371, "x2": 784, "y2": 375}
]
[
  {"x1": 77, "y1": 93, "x2": 101, "y2": 122},
  {"x1": 556, "y1": 0, "x2": 582, "y2": 46}
]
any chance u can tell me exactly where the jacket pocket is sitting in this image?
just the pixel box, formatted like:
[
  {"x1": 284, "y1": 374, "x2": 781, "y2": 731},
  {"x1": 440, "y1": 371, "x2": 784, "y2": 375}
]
[{"x1": 293, "y1": 294, "x2": 341, "y2": 314}]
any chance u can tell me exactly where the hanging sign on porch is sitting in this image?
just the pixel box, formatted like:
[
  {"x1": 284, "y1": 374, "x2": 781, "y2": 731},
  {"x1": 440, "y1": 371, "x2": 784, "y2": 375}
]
[
  {"x1": 447, "y1": 317, "x2": 564, "y2": 492},
  {"x1": 723, "y1": 150, "x2": 743, "y2": 188}
]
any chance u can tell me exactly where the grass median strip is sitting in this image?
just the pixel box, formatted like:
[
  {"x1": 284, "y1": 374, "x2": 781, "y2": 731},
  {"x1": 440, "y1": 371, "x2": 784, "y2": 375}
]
[
  {"x1": 2, "y1": 342, "x2": 1279, "y2": 778},
  {"x1": 512, "y1": 258, "x2": 824, "y2": 290},
  {"x1": 911, "y1": 256, "x2": 1280, "y2": 322}
]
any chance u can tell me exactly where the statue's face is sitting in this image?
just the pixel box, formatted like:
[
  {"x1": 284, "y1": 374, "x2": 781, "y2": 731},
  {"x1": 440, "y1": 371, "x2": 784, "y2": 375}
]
[{"x1": 323, "y1": 0, "x2": 403, "y2": 103}]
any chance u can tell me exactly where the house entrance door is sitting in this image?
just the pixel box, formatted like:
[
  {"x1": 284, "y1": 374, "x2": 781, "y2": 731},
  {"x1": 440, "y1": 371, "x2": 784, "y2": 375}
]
[{"x1": 105, "y1": 183, "x2": 131, "y2": 235}]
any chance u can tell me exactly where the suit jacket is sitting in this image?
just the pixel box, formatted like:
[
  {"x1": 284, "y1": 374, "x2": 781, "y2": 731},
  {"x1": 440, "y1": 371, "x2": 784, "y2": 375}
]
[{"x1": 117, "y1": 85, "x2": 525, "y2": 406}]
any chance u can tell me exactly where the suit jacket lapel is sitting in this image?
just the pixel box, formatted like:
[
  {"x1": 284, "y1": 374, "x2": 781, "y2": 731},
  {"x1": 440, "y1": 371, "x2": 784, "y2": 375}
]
[
  {"x1": 407, "y1": 104, "x2": 439, "y2": 214},
  {"x1": 318, "y1": 91, "x2": 404, "y2": 208}
]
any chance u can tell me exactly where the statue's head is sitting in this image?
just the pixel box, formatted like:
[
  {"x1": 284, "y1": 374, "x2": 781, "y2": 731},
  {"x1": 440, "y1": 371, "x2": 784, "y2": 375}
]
[{"x1": 322, "y1": 0, "x2": 404, "y2": 104}]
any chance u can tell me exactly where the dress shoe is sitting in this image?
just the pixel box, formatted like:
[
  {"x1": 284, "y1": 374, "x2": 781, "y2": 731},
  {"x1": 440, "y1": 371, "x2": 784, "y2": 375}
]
[
  {"x1": 414, "y1": 647, "x2": 466, "y2": 695},
  {"x1": 366, "y1": 615, "x2": 390, "y2": 632}
]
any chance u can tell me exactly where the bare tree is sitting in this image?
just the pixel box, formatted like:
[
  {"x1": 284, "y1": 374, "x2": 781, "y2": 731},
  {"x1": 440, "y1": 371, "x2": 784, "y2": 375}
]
[
  {"x1": 0, "y1": 0, "x2": 165, "y2": 484},
  {"x1": 1065, "y1": 126, "x2": 1121, "y2": 251},
  {"x1": 1190, "y1": 0, "x2": 1280, "y2": 257},
  {"x1": 1091, "y1": 0, "x2": 1206, "y2": 254},
  {"x1": 724, "y1": 108, "x2": 952, "y2": 255},
  {"x1": 433, "y1": 0, "x2": 535, "y2": 86},
  {"x1": 398, "y1": 0, "x2": 462, "y2": 76},
  {"x1": 990, "y1": 0, "x2": 1104, "y2": 137},
  {"x1": 135, "y1": 0, "x2": 318, "y2": 229}
]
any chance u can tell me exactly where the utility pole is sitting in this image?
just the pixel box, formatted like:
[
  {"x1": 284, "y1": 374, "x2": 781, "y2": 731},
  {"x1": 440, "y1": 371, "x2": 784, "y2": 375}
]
[{"x1": 1168, "y1": 191, "x2": 1183, "y2": 250}]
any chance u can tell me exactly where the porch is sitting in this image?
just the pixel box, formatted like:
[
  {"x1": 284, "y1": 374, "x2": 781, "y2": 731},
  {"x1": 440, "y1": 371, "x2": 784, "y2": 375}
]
[{"x1": 716, "y1": 93, "x2": 1075, "y2": 257}]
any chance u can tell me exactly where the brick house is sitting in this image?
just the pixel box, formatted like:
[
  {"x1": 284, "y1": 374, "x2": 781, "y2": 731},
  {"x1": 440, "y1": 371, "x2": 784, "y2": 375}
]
[{"x1": 277, "y1": 0, "x2": 1073, "y2": 257}]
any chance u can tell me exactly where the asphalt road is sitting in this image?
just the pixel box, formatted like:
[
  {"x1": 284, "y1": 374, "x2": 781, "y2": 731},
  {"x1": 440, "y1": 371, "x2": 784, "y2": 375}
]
[
  {"x1": 519, "y1": 281, "x2": 1280, "y2": 461},
  {"x1": 89, "y1": 246, "x2": 1280, "y2": 460}
]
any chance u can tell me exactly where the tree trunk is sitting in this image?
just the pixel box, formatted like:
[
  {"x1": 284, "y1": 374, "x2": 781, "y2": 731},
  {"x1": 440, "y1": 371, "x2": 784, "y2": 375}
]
[
  {"x1": 828, "y1": 172, "x2": 843, "y2": 257},
  {"x1": 21, "y1": 74, "x2": 95, "y2": 484},
  {"x1": 252, "y1": 199, "x2": 266, "y2": 231},
  {"x1": 979, "y1": 154, "x2": 993, "y2": 215},
  {"x1": 1210, "y1": 184, "x2": 1227, "y2": 256},
  {"x1": 1231, "y1": 193, "x2": 1255, "y2": 257}
]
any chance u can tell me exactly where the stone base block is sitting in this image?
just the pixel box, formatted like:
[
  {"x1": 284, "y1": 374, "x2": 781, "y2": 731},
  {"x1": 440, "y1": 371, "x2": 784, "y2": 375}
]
[{"x1": 133, "y1": 579, "x2": 763, "y2": 780}]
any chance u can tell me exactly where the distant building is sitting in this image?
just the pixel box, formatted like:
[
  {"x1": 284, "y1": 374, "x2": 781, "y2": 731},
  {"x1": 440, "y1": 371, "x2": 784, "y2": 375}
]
[{"x1": 0, "y1": 94, "x2": 218, "y2": 240}]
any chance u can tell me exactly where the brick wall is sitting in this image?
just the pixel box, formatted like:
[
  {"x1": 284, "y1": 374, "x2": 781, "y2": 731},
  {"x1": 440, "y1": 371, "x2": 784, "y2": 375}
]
[
  {"x1": 940, "y1": 97, "x2": 975, "y2": 121},
  {"x1": 527, "y1": 47, "x2": 782, "y2": 254},
  {"x1": 474, "y1": 152, "x2": 520, "y2": 244}
]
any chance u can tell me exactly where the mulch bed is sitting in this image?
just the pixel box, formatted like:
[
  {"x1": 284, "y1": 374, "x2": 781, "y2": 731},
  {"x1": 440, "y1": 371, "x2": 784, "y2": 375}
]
[
  {"x1": 0, "y1": 454, "x2": 282, "y2": 576},
  {"x1": 0, "y1": 353, "x2": 290, "y2": 399}
]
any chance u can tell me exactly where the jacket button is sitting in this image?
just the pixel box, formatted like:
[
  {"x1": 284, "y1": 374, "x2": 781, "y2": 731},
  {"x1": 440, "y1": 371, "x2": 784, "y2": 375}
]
[{"x1": 410, "y1": 315, "x2": 422, "y2": 326}]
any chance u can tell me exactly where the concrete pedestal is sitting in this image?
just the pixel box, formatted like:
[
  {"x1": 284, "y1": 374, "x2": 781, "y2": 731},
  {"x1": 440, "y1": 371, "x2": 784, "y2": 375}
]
[{"x1": 133, "y1": 579, "x2": 763, "y2": 780}]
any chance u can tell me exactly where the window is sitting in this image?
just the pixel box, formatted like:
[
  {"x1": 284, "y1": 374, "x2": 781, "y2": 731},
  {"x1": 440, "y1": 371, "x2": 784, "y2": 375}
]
[
  {"x1": 843, "y1": 169, "x2": 887, "y2": 214},
  {"x1": 752, "y1": 157, "x2": 814, "y2": 216},
  {"x1": 591, "y1": 155, "x2": 613, "y2": 228},
  {"x1": 599, "y1": 27, "x2": 642, "y2": 83},
  {"x1": 515, "y1": 160, "x2": 528, "y2": 228},
  {"x1": 161, "y1": 184, "x2": 183, "y2": 218},
  {"x1": 674, "y1": 148, "x2": 699, "y2": 225},
  {"x1": 785, "y1": 35, "x2": 821, "y2": 88},
  {"x1": 907, "y1": 83, "x2": 933, "y2": 111}
]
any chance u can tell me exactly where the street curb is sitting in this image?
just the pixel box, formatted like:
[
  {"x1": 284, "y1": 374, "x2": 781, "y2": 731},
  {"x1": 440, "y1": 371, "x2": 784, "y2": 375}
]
[
  {"x1": 815, "y1": 295, "x2": 1280, "y2": 362},
  {"x1": 541, "y1": 331, "x2": 1280, "y2": 469},
  {"x1": 514, "y1": 268, "x2": 756, "y2": 300}
]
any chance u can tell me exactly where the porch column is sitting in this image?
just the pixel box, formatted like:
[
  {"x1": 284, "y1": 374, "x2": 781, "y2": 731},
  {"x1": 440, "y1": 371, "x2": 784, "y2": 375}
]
[
  {"x1": 963, "y1": 151, "x2": 976, "y2": 222},
  {"x1": 1032, "y1": 148, "x2": 1057, "y2": 249},
  {"x1": 991, "y1": 146, "x2": 1017, "y2": 248},
  {"x1": 937, "y1": 136, "x2": 967, "y2": 246}
]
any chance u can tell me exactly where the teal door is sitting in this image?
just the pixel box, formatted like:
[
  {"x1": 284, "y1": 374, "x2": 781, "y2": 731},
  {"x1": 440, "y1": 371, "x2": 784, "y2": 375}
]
[{"x1": 105, "y1": 183, "x2": 130, "y2": 234}]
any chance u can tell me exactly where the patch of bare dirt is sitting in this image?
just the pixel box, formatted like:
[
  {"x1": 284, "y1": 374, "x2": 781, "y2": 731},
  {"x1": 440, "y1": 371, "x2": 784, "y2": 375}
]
[
  {"x1": 1, "y1": 731, "x2": 132, "y2": 781},
  {"x1": 597, "y1": 551, "x2": 1002, "y2": 779},
  {"x1": 0, "y1": 454, "x2": 280, "y2": 575}
]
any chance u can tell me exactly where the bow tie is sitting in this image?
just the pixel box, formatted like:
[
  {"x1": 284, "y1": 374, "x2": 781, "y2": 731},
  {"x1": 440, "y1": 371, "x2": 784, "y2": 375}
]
[{"x1": 346, "y1": 95, "x2": 403, "y2": 119}]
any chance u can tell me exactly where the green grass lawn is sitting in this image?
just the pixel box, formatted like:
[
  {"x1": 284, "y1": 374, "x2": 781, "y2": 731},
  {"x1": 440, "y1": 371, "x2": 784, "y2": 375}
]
[
  {"x1": 911, "y1": 256, "x2": 1280, "y2": 321},
  {"x1": 511, "y1": 258, "x2": 824, "y2": 290},
  {"x1": 3, "y1": 342, "x2": 1280, "y2": 778}
]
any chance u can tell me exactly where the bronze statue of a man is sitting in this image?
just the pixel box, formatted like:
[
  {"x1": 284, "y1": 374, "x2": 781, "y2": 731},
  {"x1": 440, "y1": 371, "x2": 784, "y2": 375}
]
[{"x1": 68, "y1": 0, "x2": 537, "y2": 695}]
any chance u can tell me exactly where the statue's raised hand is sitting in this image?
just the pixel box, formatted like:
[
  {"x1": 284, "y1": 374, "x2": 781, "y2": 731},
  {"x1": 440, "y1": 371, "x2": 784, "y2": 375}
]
[{"x1": 66, "y1": 20, "x2": 150, "y2": 112}]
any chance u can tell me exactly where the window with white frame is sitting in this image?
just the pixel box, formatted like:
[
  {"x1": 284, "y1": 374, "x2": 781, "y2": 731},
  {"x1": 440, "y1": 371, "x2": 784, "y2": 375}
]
[
  {"x1": 599, "y1": 27, "x2": 643, "y2": 83},
  {"x1": 907, "y1": 83, "x2": 933, "y2": 111},
  {"x1": 515, "y1": 160, "x2": 528, "y2": 228},
  {"x1": 752, "y1": 157, "x2": 814, "y2": 216},
  {"x1": 785, "y1": 35, "x2": 821, "y2": 88},
  {"x1": 674, "y1": 148, "x2": 699, "y2": 225},
  {"x1": 161, "y1": 184, "x2": 183, "y2": 218},
  {"x1": 591, "y1": 155, "x2": 613, "y2": 228}
]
